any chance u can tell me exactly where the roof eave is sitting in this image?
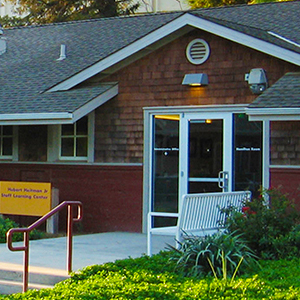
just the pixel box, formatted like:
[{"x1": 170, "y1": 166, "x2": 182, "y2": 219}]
[
  {"x1": 246, "y1": 107, "x2": 300, "y2": 121},
  {"x1": 0, "y1": 84, "x2": 118, "y2": 125}
]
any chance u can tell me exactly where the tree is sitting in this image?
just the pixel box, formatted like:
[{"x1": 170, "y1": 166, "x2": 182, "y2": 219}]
[
  {"x1": 2, "y1": 0, "x2": 140, "y2": 25},
  {"x1": 187, "y1": 0, "x2": 285, "y2": 8}
]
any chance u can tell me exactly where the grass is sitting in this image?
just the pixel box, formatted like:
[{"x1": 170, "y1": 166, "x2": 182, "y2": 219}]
[{"x1": 1, "y1": 252, "x2": 300, "y2": 299}]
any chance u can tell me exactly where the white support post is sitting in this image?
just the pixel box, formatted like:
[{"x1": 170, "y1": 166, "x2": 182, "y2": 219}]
[{"x1": 46, "y1": 188, "x2": 59, "y2": 234}]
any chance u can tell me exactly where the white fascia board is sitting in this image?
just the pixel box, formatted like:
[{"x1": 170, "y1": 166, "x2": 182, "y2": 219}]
[
  {"x1": 143, "y1": 104, "x2": 249, "y2": 114},
  {"x1": 246, "y1": 107, "x2": 300, "y2": 121},
  {"x1": 72, "y1": 84, "x2": 118, "y2": 122},
  {"x1": 48, "y1": 14, "x2": 300, "y2": 92},
  {"x1": 0, "y1": 112, "x2": 73, "y2": 125}
]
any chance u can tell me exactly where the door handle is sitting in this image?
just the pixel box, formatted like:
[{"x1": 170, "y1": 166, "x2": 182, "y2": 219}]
[{"x1": 218, "y1": 171, "x2": 229, "y2": 192}]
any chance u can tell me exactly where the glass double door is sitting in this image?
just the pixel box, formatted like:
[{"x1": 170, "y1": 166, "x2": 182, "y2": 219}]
[{"x1": 152, "y1": 112, "x2": 262, "y2": 216}]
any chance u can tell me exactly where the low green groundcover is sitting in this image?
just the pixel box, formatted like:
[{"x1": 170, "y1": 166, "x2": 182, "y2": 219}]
[{"x1": 2, "y1": 252, "x2": 300, "y2": 300}]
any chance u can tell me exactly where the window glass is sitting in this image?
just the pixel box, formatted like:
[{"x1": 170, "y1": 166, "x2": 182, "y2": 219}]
[
  {"x1": 62, "y1": 124, "x2": 74, "y2": 136},
  {"x1": 3, "y1": 137, "x2": 12, "y2": 156},
  {"x1": 61, "y1": 138, "x2": 74, "y2": 156},
  {"x1": 0, "y1": 126, "x2": 13, "y2": 158},
  {"x1": 60, "y1": 116, "x2": 88, "y2": 159},
  {"x1": 152, "y1": 115, "x2": 179, "y2": 227},
  {"x1": 19, "y1": 126, "x2": 47, "y2": 161},
  {"x1": 3, "y1": 126, "x2": 13, "y2": 136},
  {"x1": 234, "y1": 113, "x2": 262, "y2": 195},
  {"x1": 76, "y1": 137, "x2": 88, "y2": 156},
  {"x1": 76, "y1": 117, "x2": 88, "y2": 135}
]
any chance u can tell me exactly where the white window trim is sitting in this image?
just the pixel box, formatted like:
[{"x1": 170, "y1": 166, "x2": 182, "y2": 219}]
[
  {"x1": 0, "y1": 125, "x2": 15, "y2": 161},
  {"x1": 48, "y1": 112, "x2": 95, "y2": 163}
]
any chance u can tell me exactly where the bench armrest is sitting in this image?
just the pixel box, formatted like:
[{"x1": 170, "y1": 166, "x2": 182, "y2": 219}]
[
  {"x1": 148, "y1": 212, "x2": 179, "y2": 218},
  {"x1": 147, "y1": 212, "x2": 179, "y2": 232}
]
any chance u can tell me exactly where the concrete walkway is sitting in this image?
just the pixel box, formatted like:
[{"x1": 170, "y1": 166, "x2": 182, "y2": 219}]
[{"x1": 0, "y1": 232, "x2": 175, "y2": 272}]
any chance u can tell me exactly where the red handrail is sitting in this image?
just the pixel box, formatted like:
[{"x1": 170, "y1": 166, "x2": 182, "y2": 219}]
[{"x1": 6, "y1": 201, "x2": 83, "y2": 293}]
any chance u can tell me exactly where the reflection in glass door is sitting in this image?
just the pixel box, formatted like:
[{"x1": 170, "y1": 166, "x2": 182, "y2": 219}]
[
  {"x1": 148, "y1": 111, "x2": 263, "y2": 228},
  {"x1": 188, "y1": 119, "x2": 224, "y2": 193},
  {"x1": 152, "y1": 115, "x2": 179, "y2": 226},
  {"x1": 234, "y1": 114, "x2": 262, "y2": 196}
]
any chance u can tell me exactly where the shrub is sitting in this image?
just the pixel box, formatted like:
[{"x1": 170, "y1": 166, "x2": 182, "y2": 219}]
[
  {"x1": 168, "y1": 231, "x2": 258, "y2": 278},
  {"x1": 3, "y1": 255, "x2": 300, "y2": 300},
  {"x1": 0, "y1": 215, "x2": 45, "y2": 243},
  {"x1": 224, "y1": 188, "x2": 300, "y2": 259}
]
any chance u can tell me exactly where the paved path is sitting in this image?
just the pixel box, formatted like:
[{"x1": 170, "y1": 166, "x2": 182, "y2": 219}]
[{"x1": 0, "y1": 232, "x2": 175, "y2": 272}]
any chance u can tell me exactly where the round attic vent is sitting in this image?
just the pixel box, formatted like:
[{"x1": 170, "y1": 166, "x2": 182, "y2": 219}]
[{"x1": 186, "y1": 39, "x2": 210, "y2": 65}]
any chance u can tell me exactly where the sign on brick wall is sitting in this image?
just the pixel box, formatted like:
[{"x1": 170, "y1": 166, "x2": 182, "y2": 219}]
[{"x1": 0, "y1": 181, "x2": 51, "y2": 216}]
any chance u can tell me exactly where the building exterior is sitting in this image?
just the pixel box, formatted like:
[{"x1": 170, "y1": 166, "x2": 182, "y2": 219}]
[
  {"x1": 135, "y1": 0, "x2": 190, "y2": 13},
  {"x1": 0, "y1": 1, "x2": 16, "y2": 17},
  {"x1": 0, "y1": 1, "x2": 300, "y2": 232},
  {"x1": 0, "y1": 0, "x2": 190, "y2": 18}
]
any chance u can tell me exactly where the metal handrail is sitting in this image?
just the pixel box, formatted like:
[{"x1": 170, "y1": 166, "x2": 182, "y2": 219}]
[{"x1": 6, "y1": 200, "x2": 83, "y2": 293}]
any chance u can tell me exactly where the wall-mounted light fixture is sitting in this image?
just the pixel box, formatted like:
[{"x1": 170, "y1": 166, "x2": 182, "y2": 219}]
[
  {"x1": 182, "y1": 73, "x2": 208, "y2": 86},
  {"x1": 245, "y1": 68, "x2": 268, "y2": 94}
]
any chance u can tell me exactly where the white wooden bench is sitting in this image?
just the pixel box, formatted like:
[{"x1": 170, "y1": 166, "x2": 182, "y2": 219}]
[{"x1": 147, "y1": 191, "x2": 251, "y2": 256}]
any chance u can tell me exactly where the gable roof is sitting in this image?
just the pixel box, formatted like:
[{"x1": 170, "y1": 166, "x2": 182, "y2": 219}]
[{"x1": 1, "y1": 1, "x2": 300, "y2": 124}]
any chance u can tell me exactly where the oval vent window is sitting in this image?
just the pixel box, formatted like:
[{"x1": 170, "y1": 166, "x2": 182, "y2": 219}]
[{"x1": 186, "y1": 39, "x2": 210, "y2": 65}]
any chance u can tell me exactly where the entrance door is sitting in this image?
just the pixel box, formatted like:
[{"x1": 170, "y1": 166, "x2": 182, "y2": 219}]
[
  {"x1": 179, "y1": 112, "x2": 233, "y2": 201},
  {"x1": 148, "y1": 111, "x2": 262, "y2": 227}
]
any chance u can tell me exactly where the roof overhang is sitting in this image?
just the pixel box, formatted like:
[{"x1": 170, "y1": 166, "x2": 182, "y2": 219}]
[
  {"x1": 48, "y1": 13, "x2": 300, "y2": 92},
  {"x1": 0, "y1": 84, "x2": 118, "y2": 125},
  {"x1": 246, "y1": 107, "x2": 300, "y2": 121}
]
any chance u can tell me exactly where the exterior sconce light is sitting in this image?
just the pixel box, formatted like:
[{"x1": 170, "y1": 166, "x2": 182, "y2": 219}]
[
  {"x1": 245, "y1": 68, "x2": 268, "y2": 94},
  {"x1": 182, "y1": 73, "x2": 208, "y2": 86}
]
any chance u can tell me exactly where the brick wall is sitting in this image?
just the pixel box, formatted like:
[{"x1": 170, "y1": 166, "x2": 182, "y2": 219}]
[
  {"x1": 0, "y1": 164, "x2": 143, "y2": 232},
  {"x1": 271, "y1": 121, "x2": 300, "y2": 165},
  {"x1": 93, "y1": 29, "x2": 299, "y2": 163}
]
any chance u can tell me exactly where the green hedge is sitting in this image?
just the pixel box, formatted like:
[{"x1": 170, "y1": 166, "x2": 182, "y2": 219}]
[{"x1": 2, "y1": 253, "x2": 300, "y2": 300}]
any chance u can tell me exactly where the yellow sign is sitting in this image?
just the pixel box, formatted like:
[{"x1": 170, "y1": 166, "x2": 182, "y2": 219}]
[{"x1": 0, "y1": 181, "x2": 51, "y2": 216}]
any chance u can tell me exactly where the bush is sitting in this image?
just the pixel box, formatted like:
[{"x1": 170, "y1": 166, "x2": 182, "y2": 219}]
[
  {"x1": 224, "y1": 188, "x2": 300, "y2": 259},
  {"x1": 0, "y1": 215, "x2": 45, "y2": 243},
  {"x1": 3, "y1": 254, "x2": 300, "y2": 300},
  {"x1": 168, "y1": 231, "x2": 258, "y2": 278}
]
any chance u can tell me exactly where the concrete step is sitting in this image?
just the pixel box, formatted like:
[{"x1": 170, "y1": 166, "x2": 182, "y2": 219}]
[{"x1": 0, "y1": 263, "x2": 70, "y2": 295}]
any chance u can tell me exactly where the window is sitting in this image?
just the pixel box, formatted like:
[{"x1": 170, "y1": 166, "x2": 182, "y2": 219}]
[
  {"x1": 0, "y1": 126, "x2": 13, "y2": 159},
  {"x1": 19, "y1": 126, "x2": 47, "y2": 161},
  {"x1": 60, "y1": 117, "x2": 88, "y2": 160}
]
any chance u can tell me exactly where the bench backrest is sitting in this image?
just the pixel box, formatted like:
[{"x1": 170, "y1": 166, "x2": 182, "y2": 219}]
[{"x1": 178, "y1": 191, "x2": 251, "y2": 231}]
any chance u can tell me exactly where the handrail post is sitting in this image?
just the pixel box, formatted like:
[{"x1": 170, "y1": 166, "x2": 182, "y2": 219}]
[
  {"x1": 23, "y1": 231, "x2": 29, "y2": 293},
  {"x1": 6, "y1": 201, "x2": 82, "y2": 292},
  {"x1": 67, "y1": 204, "x2": 73, "y2": 273}
]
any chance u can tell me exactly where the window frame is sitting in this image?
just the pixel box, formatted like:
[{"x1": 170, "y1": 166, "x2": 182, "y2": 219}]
[
  {"x1": 58, "y1": 113, "x2": 94, "y2": 162},
  {"x1": 0, "y1": 125, "x2": 14, "y2": 160}
]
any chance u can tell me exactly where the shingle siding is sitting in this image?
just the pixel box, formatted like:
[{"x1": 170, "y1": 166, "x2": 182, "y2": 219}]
[
  {"x1": 93, "y1": 29, "x2": 298, "y2": 163},
  {"x1": 271, "y1": 121, "x2": 300, "y2": 166}
]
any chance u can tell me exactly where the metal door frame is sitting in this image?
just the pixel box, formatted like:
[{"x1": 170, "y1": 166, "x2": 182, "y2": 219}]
[
  {"x1": 142, "y1": 105, "x2": 268, "y2": 233},
  {"x1": 178, "y1": 112, "x2": 233, "y2": 209}
]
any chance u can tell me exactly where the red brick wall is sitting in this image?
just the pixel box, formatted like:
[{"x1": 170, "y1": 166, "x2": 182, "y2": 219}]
[
  {"x1": 0, "y1": 164, "x2": 143, "y2": 233},
  {"x1": 270, "y1": 168, "x2": 300, "y2": 208},
  {"x1": 94, "y1": 29, "x2": 299, "y2": 163}
]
